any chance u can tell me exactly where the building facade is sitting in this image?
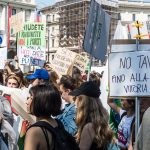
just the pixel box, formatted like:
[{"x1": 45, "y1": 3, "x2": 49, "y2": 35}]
[
  {"x1": 41, "y1": 0, "x2": 119, "y2": 63},
  {"x1": 119, "y1": 0, "x2": 150, "y2": 24},
  {"x1": 0, "y1": 0, "x2": 36, "y2": 59}
]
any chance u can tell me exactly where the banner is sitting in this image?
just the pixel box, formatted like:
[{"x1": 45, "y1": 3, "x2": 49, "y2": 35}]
[
  {"x1": 0, "y1": 47, "x2": 7, "y2": 69},
  {"x1": 0, "y1": 85, "x2": 35, "y2": 124},
  {"x1": 10, "y1": 11, "x2": 24, "y2": 35},
  {"x1": 109, "y1": 51, "x2": 150, "y2": 97},
  {"x1": 51, "y1": 49, "x2": 77, "y2": 76},
  {"x1": 83, "y1": 0, "x2": 110, "y2": 62}
]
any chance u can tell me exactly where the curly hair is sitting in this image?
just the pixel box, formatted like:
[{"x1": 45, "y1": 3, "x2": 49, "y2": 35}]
[{"x1": 76, "y1": 95, "x2": 113, "y2": 149}]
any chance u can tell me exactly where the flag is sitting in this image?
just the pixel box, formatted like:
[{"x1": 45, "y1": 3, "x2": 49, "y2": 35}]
[
  {"x1": 18, "y1": 120, "x2": 27, "y2": 150},
  {"x1": 109, "y1": 99, "x2": 121, "y2": 138},
  {"x1": 83, "y1": 0, "x2": 110, "y2": 62},
  {"x1": 35, "y1": 10, "x2": 41, "y2": 22},
  {"x1": 8, "y1": 5, "x2": 12, "y2": 48}
]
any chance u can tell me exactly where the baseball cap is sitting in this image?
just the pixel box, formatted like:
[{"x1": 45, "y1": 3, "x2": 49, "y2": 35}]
[
  {"x1": 69, "y1": 81, "x2": 100, "y2": 98},
  {"x1": 26, "y1": 69, "x2": 49, "y2": 80}
]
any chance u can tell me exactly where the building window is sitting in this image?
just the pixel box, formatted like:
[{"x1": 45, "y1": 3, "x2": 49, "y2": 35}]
[
  {"x1": 52, "y1": 54, "x2": 54, "y2": 60},
  {"x1": 132, "y1": 14, "x2": 135, "y2": 21},
  {"x1": 25, "y1": 10, "x2": 31, "y2": 21},
  {"x1": 47, "y1": 15, "x2": 51, "y2": 22},
  {"x1": 46, "y1": 40, "x2": 48, "y2": 49},
  {"x1": 52, "y1": 27, "x2": 55, "y2": 32},
  {"x1": 148, "y1": 15, "x2": 150, "y2": 20},
  {"x1": 52, "y1": 39, "x2": 55, "y2": 47},
  {"x1": 53, "y1": 14, "x2": 55, "y2": 21},
  {"x1": 12, "y1": 9, "x2": 16, "y2": 15}
]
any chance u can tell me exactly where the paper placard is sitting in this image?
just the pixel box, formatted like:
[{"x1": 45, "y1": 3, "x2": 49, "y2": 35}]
[
  {"x1": 109, "y1": 51, "x2": 150, "y2": 97},
  {"x1": 18, "y1": 46, "x2": 45, "y2": 66},
  {"x1": 51, "y1": 49, "x2": 77, "y2": 76},
  {"x1": 74, "y1": 54, "x2": 89, "y2": 73}
]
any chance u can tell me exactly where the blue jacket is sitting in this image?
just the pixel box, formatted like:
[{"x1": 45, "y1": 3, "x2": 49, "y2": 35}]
[{"x1": 56, "y1": 103, "x2": 77, "y2": 136}]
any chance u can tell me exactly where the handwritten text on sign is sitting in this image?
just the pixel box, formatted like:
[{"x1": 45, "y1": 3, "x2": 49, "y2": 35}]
[
  {"x1": 18, "y1": 46, "x2": 45, "y2": 66},
  {"x1": 109, "y1": 51, "x2": 150, "y2": 97},
  {"x1": 51, "y1": 49, "x2": 77, "y2": 76},
  {"x1": 18, "y1": 23, "x2": 46, "y2": 46}
]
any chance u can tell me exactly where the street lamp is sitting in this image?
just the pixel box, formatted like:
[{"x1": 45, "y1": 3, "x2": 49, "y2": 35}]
[
  {"x1": 46, "y1": 14, "x2": 50, "y2": 63},
  {"x1": 47, "y1": 28, "x2": 50, "y2": 62}
]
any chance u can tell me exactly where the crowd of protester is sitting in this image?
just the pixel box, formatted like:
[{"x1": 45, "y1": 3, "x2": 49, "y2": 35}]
[{"x1": 0, "y1": 57, "x2": 150, "y2": 150}]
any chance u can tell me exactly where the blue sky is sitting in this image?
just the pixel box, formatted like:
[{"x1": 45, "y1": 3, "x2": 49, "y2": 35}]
[{"x1": 35, "y1": 0, "x2": 57, "y2": 9}]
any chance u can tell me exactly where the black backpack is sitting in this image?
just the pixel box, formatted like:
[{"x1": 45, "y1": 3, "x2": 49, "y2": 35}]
[{"x1": 28, "y1": 120, "x2": 80, "y2": 150}]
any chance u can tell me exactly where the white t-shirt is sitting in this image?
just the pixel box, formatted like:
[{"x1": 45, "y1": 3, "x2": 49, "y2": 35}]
[{"x1": 118, "y1": 109, "x2": 134, "y2": 148}]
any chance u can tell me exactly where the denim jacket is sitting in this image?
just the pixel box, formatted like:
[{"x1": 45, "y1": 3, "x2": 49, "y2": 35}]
[{"x1": 56, "y1": 103, "x2": 77, "y2": 136}]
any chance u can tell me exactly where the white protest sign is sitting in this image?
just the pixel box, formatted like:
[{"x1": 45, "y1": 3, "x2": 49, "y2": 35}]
[
  {"x1": 18, "y1": 46, "x2": 46, "y2": 66},
  {"x1": 0, "y1": 47, "x2": 7, "y2": 69},
  {"x1": 109, "y1": 51, "x2": 150, "y2": 97},
  {"x1": 10, "y1": 11, "x2": 24, "y2": 35},
  {"x1": 51, "y1": 49, "x2": 77, "y2": 76}
]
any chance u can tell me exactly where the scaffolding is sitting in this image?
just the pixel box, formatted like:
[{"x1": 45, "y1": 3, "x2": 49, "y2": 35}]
[
  {"x1": 56, "y1": 0, "x2": 119, "y2": 51},
  {"x1": 41, "y1": 0, "x2": 119, "y2": 54}
]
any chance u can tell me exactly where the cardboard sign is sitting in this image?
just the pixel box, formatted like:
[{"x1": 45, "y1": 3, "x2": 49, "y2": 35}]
[
  {"x1": 51, "y1": 49, "x2": 77, "y2": 76},
  {"x1": 18, "y1": 46, "x2": 45, "y2": 66},
  {"x1": 74, "y1": 54, "x2": 89, "y2": 73},
  {"x1": 10, "y1": 11, "x2": 24, "y2": 35},
  {"x1": 109, "y1": 51, "x2": 150, "y2": 97},
  {"x1": 0, "y1": 47, "x2": 7, "y2": 69}
]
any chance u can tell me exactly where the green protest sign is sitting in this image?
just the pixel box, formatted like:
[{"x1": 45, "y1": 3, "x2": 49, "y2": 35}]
[{"x1": 18, "y1": 22, "x2": 46, "y2": 46}]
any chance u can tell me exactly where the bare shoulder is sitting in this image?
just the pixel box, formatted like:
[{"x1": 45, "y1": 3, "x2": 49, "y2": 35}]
[{"x1": 26, "y1": 126, "x2": 43, "y2": 138}]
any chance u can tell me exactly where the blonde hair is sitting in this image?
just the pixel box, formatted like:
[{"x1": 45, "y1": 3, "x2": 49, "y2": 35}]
[{"x1": 76, "y1": 95, "x2": 113, "y2": 148}]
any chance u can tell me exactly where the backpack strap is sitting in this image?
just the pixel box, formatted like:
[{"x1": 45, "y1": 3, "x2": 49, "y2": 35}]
[
  {"x1": 41, "y1": 127, "x2": 50, "y2": 150},
  {"x1": 120, "y1": 111, "x2": 127, "y2": 120}
]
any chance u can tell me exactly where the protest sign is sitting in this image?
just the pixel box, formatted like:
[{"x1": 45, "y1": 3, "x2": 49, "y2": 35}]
[
  {"x1": 18, "y1": 46, "x2": 45, "y2": 66},
  {"x1": 51, "y1": 49, "x2": 77, "y2": 76},
  {"x1": 10, "y1": 11, "x2": 24, "y2": 35},
  {"x1": 0, "y1": 47, "x2": 7, "y2": 69},
  {"x1": 73, "y1": 54, "x2": 89, "y2": 73},
  {"x1": 109, "y1": 51, "x2": 150, "y2": 97},
  {"x1": 17, "y1": 22, "x2": 46, "y2": 66},
  {"x1": 0, "y1": 85, "x2": 35, "y2": 124},
  {"x1": 18, "y1": 22, "x2": 46, "y2": 47},
  {"x1": 83, "y1": 0, "x2": 110, "y2": 62}
]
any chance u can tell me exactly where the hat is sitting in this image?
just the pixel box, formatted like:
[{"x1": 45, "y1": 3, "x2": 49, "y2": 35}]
[
  {"x1": 69, "y1": 81, "x2": 100, "y2": 98},
  {"x1": 26, "y1": 69, "x2": 49, "y2": 80}
]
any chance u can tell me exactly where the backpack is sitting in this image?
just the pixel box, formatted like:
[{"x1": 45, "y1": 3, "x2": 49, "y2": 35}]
[{"x1": 28, "y1": 119, "x2": 80, "y2": 150}]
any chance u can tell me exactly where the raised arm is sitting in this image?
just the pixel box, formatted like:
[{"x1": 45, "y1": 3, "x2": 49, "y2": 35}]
[{"x1": 107, "y1": 97, "x2": 120, "y2": 114}]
